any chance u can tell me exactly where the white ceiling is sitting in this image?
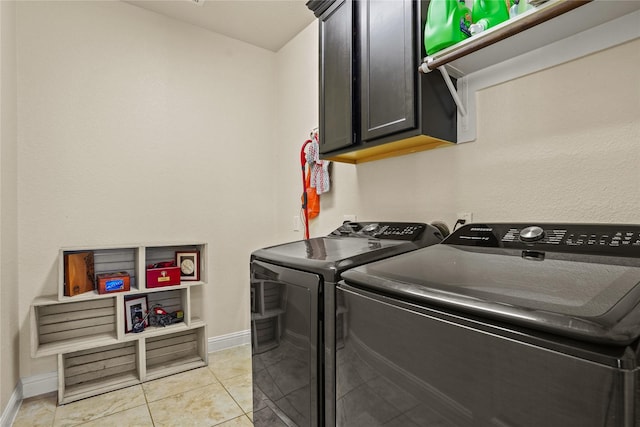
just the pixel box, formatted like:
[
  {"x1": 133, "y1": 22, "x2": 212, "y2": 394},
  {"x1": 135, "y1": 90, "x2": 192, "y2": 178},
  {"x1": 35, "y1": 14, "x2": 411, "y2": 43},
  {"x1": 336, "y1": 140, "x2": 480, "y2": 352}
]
[{"x1": 125, "y1": 0, "x2": 316, "y2": 52}]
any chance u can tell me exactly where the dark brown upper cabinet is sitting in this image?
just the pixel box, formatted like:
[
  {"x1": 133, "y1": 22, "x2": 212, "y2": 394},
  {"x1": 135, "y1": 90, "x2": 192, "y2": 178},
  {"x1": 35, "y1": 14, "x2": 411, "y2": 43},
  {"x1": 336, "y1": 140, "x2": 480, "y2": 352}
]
[{"x1": 308, "y1": 0, "x2": 457, "y2": 164}]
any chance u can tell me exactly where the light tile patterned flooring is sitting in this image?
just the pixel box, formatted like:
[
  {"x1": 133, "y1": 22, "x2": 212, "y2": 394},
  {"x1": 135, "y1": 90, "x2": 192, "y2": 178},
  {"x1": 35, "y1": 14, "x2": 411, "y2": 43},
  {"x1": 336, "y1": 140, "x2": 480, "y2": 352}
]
[{"x1": 12, "y1": 345, "x2": 254, "y2": 427}]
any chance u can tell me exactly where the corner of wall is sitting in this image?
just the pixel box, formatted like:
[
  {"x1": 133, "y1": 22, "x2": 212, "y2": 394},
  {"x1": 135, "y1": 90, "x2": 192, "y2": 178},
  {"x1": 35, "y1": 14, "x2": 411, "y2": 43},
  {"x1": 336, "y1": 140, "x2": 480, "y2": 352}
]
[{"x1": 1, "y1": 0, "x2": 21, "y2": 419}]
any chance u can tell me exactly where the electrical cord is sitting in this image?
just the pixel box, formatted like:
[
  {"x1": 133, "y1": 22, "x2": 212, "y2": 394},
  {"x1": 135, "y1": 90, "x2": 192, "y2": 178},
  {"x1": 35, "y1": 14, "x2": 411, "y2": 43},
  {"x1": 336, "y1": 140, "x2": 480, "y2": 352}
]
[{"x1": 453, "y1": 219, "x2": 467, "y2": 231}]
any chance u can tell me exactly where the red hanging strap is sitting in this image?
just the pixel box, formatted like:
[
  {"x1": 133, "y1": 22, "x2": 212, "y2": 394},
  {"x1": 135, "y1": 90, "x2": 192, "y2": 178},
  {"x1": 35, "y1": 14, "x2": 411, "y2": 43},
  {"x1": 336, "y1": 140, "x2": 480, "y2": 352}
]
[{"x1": 300, "y1": 139, "x2": 312, "y2": 239}]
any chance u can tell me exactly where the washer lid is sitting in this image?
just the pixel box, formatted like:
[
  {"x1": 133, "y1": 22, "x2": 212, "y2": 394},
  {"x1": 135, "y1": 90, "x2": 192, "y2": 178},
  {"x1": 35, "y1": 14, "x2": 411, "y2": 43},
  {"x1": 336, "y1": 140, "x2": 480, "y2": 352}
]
[
  {"x1": 251, "y1": 222, "x2": 445, "y2": 281},
  {"x1": 342, "y1": 223, "x2": 640, "y2": 345}
]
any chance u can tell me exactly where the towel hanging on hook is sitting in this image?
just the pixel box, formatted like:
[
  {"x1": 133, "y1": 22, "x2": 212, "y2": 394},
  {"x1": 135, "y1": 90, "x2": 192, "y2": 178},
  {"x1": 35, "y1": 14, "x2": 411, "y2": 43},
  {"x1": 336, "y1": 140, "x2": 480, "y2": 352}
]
[
  {"x1": 306, "y1": 132, "x2": 330, "y2": 195},
  {"x1": 300, "y1": 129, "x2": 329, "y2": 239}
]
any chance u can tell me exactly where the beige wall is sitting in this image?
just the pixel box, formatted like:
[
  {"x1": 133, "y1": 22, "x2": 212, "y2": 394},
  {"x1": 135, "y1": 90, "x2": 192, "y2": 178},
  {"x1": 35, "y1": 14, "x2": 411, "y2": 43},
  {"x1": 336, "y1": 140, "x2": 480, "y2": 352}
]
[
  {"x1": 16, "y1": 1, "x2": 278, "y2": 378},
  {"x1": 298, "y1": 39, "x2": 640, "y2": 234},
  {"x1": 1, "y1": 0, "x2": 19, "y2": 415},
  {"x1": 5, "y1": 0, "x2": 640, "y2": 400}
]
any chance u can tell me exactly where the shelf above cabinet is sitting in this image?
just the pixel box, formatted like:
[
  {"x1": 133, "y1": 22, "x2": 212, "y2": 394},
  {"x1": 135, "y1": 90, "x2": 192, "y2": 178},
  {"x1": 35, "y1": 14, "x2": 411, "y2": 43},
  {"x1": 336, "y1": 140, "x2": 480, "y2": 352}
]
[{"x1": 422, "y1": 0, "x2": 640, "y2": 78}]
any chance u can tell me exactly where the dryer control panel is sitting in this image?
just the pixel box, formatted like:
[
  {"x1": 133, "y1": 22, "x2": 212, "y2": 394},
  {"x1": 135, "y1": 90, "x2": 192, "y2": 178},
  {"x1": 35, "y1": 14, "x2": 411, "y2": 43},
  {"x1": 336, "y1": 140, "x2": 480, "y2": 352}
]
[{"x1": 445, "y1": 223, "x2": 640, "y2": 258}]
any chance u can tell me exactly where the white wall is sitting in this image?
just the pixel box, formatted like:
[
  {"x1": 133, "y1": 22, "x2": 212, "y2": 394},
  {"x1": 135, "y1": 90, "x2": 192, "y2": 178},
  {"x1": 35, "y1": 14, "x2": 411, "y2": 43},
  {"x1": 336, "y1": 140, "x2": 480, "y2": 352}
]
[
  {"x1": 1, "y1": 0, "x2": 19, "y2": 415},
  {"x1": 16, "y1": 1, "x2": 278, "y2": 377},
  {"x1": 281, "y1": 37, "x2": 640, "y2": 236}
]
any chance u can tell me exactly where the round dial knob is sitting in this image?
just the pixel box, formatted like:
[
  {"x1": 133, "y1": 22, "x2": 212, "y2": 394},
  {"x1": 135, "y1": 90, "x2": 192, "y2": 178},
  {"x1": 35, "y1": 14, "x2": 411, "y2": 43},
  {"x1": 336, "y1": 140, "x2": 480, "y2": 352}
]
[
  {"x1": 362, "y1": 223, "x2": 379, "y2": 234},
  {"x1": 520, "y1": 226, "x2": 545, "y2": 242}
]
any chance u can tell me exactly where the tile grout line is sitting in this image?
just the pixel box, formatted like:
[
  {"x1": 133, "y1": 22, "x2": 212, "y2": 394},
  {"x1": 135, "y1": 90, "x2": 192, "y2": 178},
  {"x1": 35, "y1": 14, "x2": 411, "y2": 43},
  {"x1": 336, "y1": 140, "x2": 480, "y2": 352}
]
[
  {"x1": 207, "y1": 351, "x2": 253, "y2": 425},
  {"x1": 214, "y1": 374, "x2": 249, "y2": 418},
  {"x1": 142, "y1": 384, "x2": 156, "y2": 427}
]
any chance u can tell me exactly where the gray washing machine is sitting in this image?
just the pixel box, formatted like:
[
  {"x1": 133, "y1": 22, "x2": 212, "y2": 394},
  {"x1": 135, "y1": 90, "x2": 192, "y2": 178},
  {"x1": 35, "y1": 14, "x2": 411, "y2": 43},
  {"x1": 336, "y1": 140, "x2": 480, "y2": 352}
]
[
  {"x1": 250, "y1": 221, "x2": 448, "y2": 426},
  {"x1": 338, "y1": 222, "x2": 640, "y2": 427}
]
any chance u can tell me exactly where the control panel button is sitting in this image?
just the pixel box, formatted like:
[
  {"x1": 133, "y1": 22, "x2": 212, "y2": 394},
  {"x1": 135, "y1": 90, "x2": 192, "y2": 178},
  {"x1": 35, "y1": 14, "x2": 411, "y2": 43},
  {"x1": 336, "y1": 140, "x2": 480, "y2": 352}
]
[
  {"x1": 362, "y1": 223, "x2": 379, "y2": 233},
  {"x1": 520, "y1": 226, "x2": 545, "y2": 242},
  {"x1": 360, "y1": 223, "x2": 427, "y2": 241}
]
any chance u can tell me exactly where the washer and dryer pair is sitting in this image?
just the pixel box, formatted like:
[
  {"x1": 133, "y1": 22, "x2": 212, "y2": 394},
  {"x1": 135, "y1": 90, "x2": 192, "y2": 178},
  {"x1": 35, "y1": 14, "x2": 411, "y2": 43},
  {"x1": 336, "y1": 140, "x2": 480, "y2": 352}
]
[{"x1": 252, "y1": 221, "x2": 640, "y2": 427}]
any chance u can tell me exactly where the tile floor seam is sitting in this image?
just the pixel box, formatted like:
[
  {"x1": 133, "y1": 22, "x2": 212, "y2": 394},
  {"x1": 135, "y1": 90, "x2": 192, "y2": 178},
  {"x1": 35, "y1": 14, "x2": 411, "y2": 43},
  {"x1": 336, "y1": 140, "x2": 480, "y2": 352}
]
[
  {"x1": 68, "y1": 403, "x2": 150, "y2": 427},
  {"x1": 211, "y1": 413, "x2": 252, "y2": 427},
  {"x1": 143, "y1": 370, "x2": 221, "y2": 404},
  {"x1": 147, "y1": 383, "x2": 245, "y2": 427},
  {"x1": 144, "y1": 380, "x2": 219, "y2": 409},
  {"x1": 217, "y1": 375, "x2": 249, "y2": 412},
  {"x1": 141, "y1": 387, "x2": 156, "y2": 427},
  {"x1": 215, "y1": 377, "x2": 249, "y2": 418}
]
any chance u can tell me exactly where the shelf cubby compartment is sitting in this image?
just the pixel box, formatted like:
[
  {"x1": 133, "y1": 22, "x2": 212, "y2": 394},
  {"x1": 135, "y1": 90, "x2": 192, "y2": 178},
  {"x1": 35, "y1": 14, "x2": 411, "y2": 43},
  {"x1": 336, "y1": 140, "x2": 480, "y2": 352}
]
[
  {"x1": 32, "y1": 298, "x2": 118, "y2": 358},
  {"x1": 59, "y1": 341, "x2": 139, "y2": 405},
  {"x1": 121, "y1": 288, "x2": 195, "y2": 340},
  {"x1": 144, "y1": 326, "x2": 208, "y2": 381},
  {"x1": 146, "y1": 288, "x2": 189, "y2": 325},
  {"x1": 58, "y1": 246, "x2": 139, "y2": 301},
  {"x1": 144, "y1": 243, "x2": 207, "y2": 288}
]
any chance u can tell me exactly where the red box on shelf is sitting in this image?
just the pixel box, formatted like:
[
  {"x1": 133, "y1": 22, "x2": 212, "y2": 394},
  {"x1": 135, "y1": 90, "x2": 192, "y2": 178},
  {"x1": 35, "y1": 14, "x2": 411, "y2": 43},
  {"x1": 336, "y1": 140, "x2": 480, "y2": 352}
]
[{"x1": 146, "y1": 263, "x2": 181, "y2": 288}]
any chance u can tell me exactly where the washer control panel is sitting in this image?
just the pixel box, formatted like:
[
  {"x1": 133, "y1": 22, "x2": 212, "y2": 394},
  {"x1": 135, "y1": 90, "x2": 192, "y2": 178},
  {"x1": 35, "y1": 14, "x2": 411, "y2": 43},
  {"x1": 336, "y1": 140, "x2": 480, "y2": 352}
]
[
  {"x1": 445, "y1": 223, "x2": 640, "y2": 257},
  {"x1": 332, "y1": 222, "x2": 427, "y2": 241}
]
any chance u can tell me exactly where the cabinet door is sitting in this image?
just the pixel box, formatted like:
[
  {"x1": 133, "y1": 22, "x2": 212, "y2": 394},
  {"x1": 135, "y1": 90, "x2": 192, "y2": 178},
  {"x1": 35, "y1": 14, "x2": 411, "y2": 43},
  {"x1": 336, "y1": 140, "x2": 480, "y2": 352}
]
[
  {"x1": 360, "y1": 0, "x2": 416, "y2": 142},
  {"x1": 319, "y1": 0, "x2": 355, "y2": 154}
]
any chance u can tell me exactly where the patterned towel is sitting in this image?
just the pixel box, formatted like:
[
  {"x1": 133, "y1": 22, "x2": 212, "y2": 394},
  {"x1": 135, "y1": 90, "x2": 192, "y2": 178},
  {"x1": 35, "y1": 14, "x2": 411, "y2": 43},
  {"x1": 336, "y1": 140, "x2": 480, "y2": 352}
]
[
  {"x1": 312, "y1": 160, "x2": 330, "y2": 194},
  {"x1": 306, "y1": 133, "x2": 330, "y2": 195}
]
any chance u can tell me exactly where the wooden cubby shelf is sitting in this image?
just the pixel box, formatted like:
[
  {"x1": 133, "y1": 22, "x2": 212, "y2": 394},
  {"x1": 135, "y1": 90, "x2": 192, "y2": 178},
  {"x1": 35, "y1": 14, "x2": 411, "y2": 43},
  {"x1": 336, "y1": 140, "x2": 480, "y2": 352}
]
[{"x1": 31, "y1": 242, "x2": 209, "y2": 405}]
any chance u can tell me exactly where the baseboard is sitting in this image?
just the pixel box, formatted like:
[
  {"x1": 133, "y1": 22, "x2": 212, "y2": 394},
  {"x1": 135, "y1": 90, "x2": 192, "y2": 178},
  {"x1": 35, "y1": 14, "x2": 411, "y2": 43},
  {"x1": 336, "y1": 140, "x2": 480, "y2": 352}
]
[
  {"x1": 208, "y1": 329, "x2": 251, "y2": 353},
  {"x1": 21, "y1": 371, "x2": 57, "y2": 399},
  {"x1": 0, "y1": 383, "x2": 22, "y2": 427}
]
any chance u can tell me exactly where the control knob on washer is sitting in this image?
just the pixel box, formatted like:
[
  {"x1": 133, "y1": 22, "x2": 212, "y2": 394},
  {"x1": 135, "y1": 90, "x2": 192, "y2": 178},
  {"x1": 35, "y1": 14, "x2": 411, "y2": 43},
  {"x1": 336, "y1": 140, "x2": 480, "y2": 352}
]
[
  {"x1": 520, "y1": 226, "x2": 545, "y2": 242},
  {"x1": 362, "y1": 223, "x2": 380, "y2": 235}
]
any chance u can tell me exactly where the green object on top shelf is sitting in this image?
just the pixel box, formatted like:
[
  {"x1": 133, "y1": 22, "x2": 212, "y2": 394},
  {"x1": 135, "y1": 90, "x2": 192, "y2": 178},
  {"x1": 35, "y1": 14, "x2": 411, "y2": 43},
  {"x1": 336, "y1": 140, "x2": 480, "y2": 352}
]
[
  {"x1": 521, "y1": 0, "x2": 536, "y2": 14},
  {"x1": 424, "y1": 0, "x2": 472, "y2": 55},
  {"x1": 470, "y1": 0, "x2": 510, "y2": 35}
]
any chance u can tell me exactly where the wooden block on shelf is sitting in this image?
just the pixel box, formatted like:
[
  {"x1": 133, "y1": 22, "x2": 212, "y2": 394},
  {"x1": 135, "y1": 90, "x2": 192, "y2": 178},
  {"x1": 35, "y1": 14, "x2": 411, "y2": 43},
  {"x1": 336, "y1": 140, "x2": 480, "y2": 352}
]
[{"x1": 64, "y1": 251, "x2": 95, "y2": 297}]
